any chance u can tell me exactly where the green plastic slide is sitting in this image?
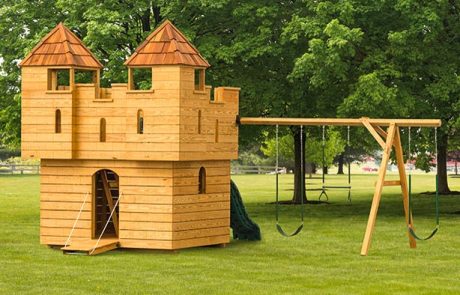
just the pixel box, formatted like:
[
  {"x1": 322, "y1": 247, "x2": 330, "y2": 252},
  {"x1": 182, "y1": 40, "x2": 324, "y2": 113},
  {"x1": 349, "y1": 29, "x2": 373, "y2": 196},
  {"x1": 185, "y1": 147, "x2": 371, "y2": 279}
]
[{"x1": 230, "y1": 180, "x2": 261, "y2": 241}]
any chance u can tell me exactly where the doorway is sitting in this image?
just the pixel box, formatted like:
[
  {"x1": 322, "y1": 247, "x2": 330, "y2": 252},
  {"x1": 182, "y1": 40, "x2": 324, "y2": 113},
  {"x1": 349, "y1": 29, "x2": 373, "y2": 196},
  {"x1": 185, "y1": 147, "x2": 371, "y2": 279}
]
[{"x1": 93, "y1": 169, "x2": 119, "y2": 238}]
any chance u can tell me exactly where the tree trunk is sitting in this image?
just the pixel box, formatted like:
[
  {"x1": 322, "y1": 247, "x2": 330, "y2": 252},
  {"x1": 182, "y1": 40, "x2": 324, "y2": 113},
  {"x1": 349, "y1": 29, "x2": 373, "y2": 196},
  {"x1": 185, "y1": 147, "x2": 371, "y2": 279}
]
[
  {"x1": 337, "y1": 153, "x2": 344, "y2": 174},
  {"x1": 323, "y1": 166, "x2": 328, "y2": 175},
  {"x1": 152, "y1": 5, "x2": 162, "y2": 26},
  {"x1": 141, "y1": 8, "x2": 151, "y2": 32},
  {"x1": 437, "y1": 132, "x2": 451, "y2": 194},
  {"x1": 291, "y1": 128, "x2": 307, "y2": 204}
]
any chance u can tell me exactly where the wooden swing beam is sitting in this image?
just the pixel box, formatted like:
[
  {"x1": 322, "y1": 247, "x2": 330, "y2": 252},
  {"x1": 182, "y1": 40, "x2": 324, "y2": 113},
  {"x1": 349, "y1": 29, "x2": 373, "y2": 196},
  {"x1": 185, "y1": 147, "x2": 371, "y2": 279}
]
[{"x1": 238, "y1": 116, "x2": 441, "y2": 256}]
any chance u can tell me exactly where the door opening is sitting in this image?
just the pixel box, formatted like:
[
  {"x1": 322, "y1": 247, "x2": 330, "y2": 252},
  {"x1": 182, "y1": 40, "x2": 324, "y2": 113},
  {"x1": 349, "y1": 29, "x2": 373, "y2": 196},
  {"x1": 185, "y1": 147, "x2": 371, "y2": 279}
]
[{"x1": 93, "y1": 169, "x2": 119, "y2": 238}]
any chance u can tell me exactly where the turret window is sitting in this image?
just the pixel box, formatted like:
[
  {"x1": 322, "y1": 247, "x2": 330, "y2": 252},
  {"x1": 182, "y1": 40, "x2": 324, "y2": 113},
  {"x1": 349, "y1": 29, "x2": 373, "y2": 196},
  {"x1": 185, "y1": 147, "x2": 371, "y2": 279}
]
[
  {"x1": 194, "y1": 69, "x2": 205, "y2": 91},
  {"x1": 137, "y1": 110, "x2": 144, "y2": 134},
  {"x1": 129, "y1": 67, "x2": 153, "y2": 91},
  {"x1": 48, "y1": 69, "x2": 70, "y2": 91},
  {"x1": 100, "y1": 118, "x2": 106, "y2": 142}
]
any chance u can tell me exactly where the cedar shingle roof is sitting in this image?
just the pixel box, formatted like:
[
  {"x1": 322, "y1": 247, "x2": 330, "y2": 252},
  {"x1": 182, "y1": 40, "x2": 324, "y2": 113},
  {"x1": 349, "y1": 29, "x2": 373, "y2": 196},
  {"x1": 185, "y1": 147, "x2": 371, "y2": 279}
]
[
  {"x1": 124, "y1": 20, "x2": 210, "y2": 68},
  {"x1": 20, "y1": 23, "x2": 103, "y2": 68}
]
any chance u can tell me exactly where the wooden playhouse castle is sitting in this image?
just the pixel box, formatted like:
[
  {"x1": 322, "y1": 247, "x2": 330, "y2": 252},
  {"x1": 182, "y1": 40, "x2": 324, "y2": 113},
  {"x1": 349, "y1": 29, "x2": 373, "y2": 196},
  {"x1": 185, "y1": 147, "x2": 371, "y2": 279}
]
[{"x1": 20, "y1": 21, "x2": 241, "y2": 254}]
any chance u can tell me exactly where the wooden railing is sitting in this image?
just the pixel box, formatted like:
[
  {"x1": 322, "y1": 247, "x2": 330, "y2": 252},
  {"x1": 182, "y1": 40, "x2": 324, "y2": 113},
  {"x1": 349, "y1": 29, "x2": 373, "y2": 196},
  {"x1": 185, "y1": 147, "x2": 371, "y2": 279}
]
[{"x1": 0, "y1": 164, "x2": 40, "y2": 175}]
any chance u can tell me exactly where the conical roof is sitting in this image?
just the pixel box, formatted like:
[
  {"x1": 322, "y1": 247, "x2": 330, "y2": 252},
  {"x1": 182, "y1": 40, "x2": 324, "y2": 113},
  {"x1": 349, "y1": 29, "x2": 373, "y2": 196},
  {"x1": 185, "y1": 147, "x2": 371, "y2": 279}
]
[
  {"x1": 20, "y1": 23, "x2": 102, "y2": 68},
  {"x1": 124, "y1": 20, "x2": 210, "y2": 68}
]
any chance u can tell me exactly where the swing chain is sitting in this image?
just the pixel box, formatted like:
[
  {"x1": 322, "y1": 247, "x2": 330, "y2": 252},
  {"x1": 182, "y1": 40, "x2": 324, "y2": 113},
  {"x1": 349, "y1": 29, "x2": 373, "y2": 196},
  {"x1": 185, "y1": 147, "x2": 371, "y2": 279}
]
[
  {"x1": 274, "y1": 124, "x2": 305, "y2": 237},
  {"x1": 408, "y1": 126, "x2": 411, "y2": 174},
  {"x1": 275, "y1": 124, "x2": 279, "y2": 174},
  {"x1": 322, "y1": 125, "x2": 326, "y2": 146},
  {"x1": 407, "y1": 126, "x2": 439, "y2": 241},
  {"x1": 347, "y1": 126, "x2": 350, "y2": 147}
]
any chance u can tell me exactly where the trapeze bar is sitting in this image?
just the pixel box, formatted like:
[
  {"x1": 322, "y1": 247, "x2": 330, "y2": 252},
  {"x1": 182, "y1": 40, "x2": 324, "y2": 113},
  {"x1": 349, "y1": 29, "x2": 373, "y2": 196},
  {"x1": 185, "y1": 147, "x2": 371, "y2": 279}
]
[{"x1": 238, "y1": 117, "x2": 441, "y2": 127}]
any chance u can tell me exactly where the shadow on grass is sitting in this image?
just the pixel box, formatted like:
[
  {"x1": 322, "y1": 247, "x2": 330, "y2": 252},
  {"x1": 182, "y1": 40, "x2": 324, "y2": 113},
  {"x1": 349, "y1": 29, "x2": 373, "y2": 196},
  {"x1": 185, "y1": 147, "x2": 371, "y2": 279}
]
[{"x1": 249, "y1": 194, "x2": 460, "y2": 219}]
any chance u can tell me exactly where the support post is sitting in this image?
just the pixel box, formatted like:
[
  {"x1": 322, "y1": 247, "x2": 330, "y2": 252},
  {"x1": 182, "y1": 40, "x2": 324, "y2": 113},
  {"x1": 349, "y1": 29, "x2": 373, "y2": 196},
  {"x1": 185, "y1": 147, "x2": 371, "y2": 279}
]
[
  {"x1": 393, "y1": 127, "x2": 417, "y2": 248},
  {"x1": 360, "y1": 123, "x2": 396, "y2": 256}
]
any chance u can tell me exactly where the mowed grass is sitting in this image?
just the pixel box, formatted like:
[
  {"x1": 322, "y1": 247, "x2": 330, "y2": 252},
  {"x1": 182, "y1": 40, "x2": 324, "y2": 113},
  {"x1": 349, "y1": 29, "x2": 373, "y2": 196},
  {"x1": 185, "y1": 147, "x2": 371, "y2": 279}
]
[{"x1": 0, "y1": 173, "x2": 459, "y2": 294}]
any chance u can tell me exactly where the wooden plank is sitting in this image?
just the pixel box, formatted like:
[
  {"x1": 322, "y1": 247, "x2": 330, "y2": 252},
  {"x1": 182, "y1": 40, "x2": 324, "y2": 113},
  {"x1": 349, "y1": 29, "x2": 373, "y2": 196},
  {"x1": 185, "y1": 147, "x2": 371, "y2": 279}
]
[
  {"x1": 120, "y1": 193, "x2": 227, "y2": 205},
  {"x1": 41, "y1": 219, "x2": 91, "y2": 228},
  {"x1": 360, "y1": 123, "x2": 396, "y2": 256},
  {"x1": 362, "y1": 118, "x2": 386, "y2": 149},
  {"x1": 393, "y1": 127, "x2": 417, "y2": 249},
  {"x1": 375, "y1": 180, "x2": 401, "y2": 187},
  {"x1": 40, "y1": 201, "x2": 91, "y2": 211},
  {"x1": 41, "y1": 210, "x2": 91, "y2": 220},
  {"x1": 120, "y1": 226, "x2": 229, "y2": 240},
  {"x1": 173, "y1": 184, "x2": 230, "y2": 196},
  {"x1": 172, "y1": 235, "x2": 229, "y2": 249},
  {"x1": 41, "y1": 159, "x2": 172, "y2": 169},
  {"x1": 239, "y1": 117, "x2": 441, "y2": 127},
  {"x1": 120, "y1": 201, "x2": 229, "y2": 214},
  {"x1": 120, "y1": 210, "x2": 229, "y2": 223},
  {"x1": 118, "y1": 239, "x2": 172, "y2": 250},
  {"x1": 41, "y1": 227, "x2": 91, "y2": 237},
  {"x1": 41, "y1": 167, "x2": 174, "y2": 178},
  {"x1": 119, "y1": 218, "x2": 229, "y2": 232}
]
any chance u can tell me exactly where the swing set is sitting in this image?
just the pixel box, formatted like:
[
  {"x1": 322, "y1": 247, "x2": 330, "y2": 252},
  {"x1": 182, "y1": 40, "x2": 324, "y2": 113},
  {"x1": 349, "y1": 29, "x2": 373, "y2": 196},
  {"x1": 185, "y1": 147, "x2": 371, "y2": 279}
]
[{"x1": 239, "y1": 117, "x2": 441, "y2": 255}]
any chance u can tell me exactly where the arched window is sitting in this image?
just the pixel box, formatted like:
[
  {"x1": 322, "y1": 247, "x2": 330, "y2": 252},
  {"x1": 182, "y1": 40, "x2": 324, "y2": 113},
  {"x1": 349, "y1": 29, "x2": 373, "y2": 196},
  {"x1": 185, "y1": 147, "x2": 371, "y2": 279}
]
[
  {"x1": 198, "y1": 110, "x2": 202, "y2": 134},
  {"x1": 215, "y1": 119, "x2": 219, "y2": 143},
  {"x1": 55, "y1": 109, "x2": 61, "y2": 133},
  {"x1": 198, "y1": 167, "x2": 206, "y2": 194},
  {"x1": 100, "y1": 118, "x2": 106, "y2": 142},
  {"x1": 137, "y1": 109, "x2": 144, "y2": 134}
]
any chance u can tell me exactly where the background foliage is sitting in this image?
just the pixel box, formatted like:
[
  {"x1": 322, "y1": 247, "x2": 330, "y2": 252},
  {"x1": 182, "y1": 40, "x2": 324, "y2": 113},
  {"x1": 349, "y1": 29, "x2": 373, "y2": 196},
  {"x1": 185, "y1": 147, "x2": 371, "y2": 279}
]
[{"x1": 0, "y1": 0, "x2": 458, "y2": 191}]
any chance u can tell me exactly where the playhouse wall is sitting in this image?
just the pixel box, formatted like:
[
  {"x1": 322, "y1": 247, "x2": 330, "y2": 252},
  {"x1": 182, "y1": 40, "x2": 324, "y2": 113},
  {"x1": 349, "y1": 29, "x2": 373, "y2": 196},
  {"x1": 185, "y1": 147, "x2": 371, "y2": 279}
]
[
  {"x1": 170, "y1": 160, "x2": 231, "y2": 249},
  {"x1": 178, "y1": 66, "x2": 240, "y2": 161},
  {"x1": 72, "y1": 66, "x2": 182, "y2": 161},
  {"x1": 40, "y1": 159, "x2": 231, "y2": 249},
  {"x1": 21, "y1": 67, "x2": 74, "y2": 159},
  {"x1": 22, "y1": 65, "x2": 239, "y2": 162},
  {"x1": 40, "y1": 159, "x2": 174, "y2": 248}
]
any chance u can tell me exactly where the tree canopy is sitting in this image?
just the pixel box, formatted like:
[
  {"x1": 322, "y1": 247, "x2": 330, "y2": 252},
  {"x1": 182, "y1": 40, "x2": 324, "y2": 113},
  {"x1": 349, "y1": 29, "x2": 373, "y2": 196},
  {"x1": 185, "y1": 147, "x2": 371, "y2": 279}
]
[{"x1": 0, "y1": 0, "x2": 459, "y2": 192}]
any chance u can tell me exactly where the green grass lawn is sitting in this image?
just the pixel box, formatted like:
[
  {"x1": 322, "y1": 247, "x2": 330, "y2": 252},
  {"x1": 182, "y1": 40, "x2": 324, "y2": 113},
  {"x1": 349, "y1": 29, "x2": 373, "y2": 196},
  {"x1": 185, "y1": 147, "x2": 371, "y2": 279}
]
[{"x1": 0, "y1": 173, "x2": 459, "y2": 294}]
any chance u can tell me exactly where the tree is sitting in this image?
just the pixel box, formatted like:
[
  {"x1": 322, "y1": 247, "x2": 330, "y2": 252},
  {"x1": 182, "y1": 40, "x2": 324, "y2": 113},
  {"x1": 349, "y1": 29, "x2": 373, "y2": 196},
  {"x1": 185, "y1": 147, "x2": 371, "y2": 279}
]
[
  {"x1": 261, "y1": 128, "x2": 345, "y2": 175},
  {"x1": 285, "y1": 0, "x2": 460, "y2": 194}
]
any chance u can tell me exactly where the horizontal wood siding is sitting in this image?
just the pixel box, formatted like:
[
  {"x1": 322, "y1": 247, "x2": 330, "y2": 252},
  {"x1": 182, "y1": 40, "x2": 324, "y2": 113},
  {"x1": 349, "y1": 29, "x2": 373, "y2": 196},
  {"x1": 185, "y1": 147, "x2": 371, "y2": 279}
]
[
  {"x1": 168, "y1": 160, "x2": 231, "y2": 249},
  {"x1": 40, "y1": 159, "x2": 231, "y2": 249},
  {"x1": 22, "y1": 65, "x2": 239, "y2": 161},
  {"x1": 21, "y1": 67, "x2": 73, "y2": 159},
  {"x1": 40, "y1": 159, "x2": 174, "y2": 247},
  {"x1": 179, "y1": 67, "x2": 239, "y2": 161}
]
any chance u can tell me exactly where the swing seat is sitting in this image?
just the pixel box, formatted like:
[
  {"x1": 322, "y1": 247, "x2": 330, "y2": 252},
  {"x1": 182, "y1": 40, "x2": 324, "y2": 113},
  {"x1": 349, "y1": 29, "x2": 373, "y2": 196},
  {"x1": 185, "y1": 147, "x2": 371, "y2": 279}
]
[{"x1": 276, "y1": 223, "x2": 304, "y2": 237}]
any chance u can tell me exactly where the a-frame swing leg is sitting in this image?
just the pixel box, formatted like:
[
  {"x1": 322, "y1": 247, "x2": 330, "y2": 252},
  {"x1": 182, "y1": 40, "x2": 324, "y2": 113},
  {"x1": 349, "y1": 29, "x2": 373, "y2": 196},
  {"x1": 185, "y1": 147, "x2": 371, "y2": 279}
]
[
  {"x1": 372, "y1": 125, "x2": 417, "y2": 249},
  {"x1": 393, "y1": 128, "x2": 417, "y2": 249},
  {"x1": 360, "y1": 123, "x2": 396, "y2": 256}
]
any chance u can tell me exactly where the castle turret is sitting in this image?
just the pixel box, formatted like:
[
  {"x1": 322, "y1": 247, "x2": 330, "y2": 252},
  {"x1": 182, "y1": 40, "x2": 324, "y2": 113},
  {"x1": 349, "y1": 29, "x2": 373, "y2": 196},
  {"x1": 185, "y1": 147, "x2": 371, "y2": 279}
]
[{"x1": 20, "y1": 23, "x2": 102, "y2": 159}]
